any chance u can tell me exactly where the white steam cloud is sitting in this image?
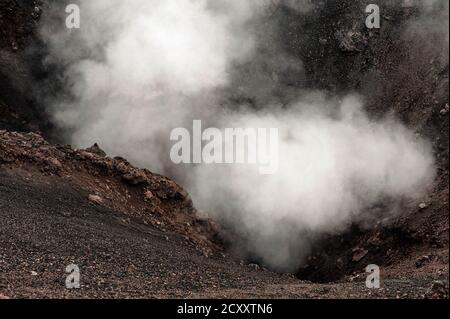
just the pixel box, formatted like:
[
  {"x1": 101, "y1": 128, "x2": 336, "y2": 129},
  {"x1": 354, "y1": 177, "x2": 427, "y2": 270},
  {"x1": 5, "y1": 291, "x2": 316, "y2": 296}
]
[
  {"x1": 42, "y1": 0, "x2": 436, "y2": 270},
  {"x1": 189, "y1": 95, "x2": 434, "y2": 269}
]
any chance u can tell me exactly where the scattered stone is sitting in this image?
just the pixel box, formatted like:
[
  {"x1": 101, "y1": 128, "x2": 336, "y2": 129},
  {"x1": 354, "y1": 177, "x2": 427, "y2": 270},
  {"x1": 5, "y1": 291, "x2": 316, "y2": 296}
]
[
  {"x1": 425, "y1": 280, "x2": 449, "y2": 299},
  {"x1": 120, "y1": 218, "x2": 131, "y2": 225},
  {"x1": 78, "y1": 151, "x2": 95, "y2": 160},
  {"x1": 415, "y1": 255, "x2": 432, "y2": 268},
  {"x1": 349, "y1": 273, "x2": 362, "y2": 282},
  {"x1": 47, "y1": 157, "x2": 62, "y2": 168},
  {"x1": 368, "y1": 232, "x2": 383, "y2": 246},
  {"x1": 61, "y1": 211, "x2": 72, "y2": 217},
  {"x1": 31, "y1": 271, "x2": 38, "y2": 276},
  {"x1": 336, "y1": 29, "x2": 367, "y2": 53},
  {"x1": 352, "y1": 248, "x2": 369, "y2": 262},
  {"x1": 122, "y1": 171, "x2": 148, "y2": 185},
  {"x1": 419, "y1": 202, "x2": 428, "y2": 210},
  {"x1": 248, "y1": 263, "x2": 261, "y2": 271},
  {"x1": 84, "y1": 143, "x2": 107, "y2": 157},
  {"x1": 439, "y1": 104, "x2": 449, "y2": 116},
  {"x1": 144, "y1": 190, "x2": 154, "y2": 200},
  {"x1": 156, "y1": 189, "x2": 168, "y2": 199},
  {"x1": 88, "y1": 194, "x2": 103, "y2": 205},
  {"x1": 11, "y1": 41, "x2": 18, "y2": 51}
]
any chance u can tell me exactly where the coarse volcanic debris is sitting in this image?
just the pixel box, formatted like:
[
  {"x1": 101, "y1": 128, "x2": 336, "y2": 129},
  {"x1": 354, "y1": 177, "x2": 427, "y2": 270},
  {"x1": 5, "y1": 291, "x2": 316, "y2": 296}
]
[{"x1": 0, "y1": 130, "x2": 222, "y2": 257}]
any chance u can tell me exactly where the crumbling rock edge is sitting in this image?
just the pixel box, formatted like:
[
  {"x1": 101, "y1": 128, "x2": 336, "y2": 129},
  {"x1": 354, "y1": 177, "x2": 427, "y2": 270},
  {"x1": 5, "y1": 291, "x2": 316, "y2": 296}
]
[{"x1": 0, "y1": 130, "x2": 223, "y2": 257}]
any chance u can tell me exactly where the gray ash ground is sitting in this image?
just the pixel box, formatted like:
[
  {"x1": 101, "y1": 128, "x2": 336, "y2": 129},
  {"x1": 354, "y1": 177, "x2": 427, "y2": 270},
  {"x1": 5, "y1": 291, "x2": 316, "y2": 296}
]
[{"x1": 0, "y1": 170, "x2": 446, "y2": 299}]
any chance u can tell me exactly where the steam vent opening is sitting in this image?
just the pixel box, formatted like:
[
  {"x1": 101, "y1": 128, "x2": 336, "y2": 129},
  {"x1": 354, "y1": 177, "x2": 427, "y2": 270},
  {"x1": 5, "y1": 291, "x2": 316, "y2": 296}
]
[{"x1": 0, "y1": 0, "x2": 448, "y2": 300}]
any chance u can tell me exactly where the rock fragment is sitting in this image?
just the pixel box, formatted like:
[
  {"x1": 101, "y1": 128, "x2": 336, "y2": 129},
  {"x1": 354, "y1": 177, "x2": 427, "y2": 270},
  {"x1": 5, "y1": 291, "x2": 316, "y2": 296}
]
[
  {"x1": 425, "y1": 281, "x2": 449, "y2": 299},
  {"x1": 88, "y1": 194, "x2": 103, "y2": 205},
  {"x1": 84, "y1": 143, "x2": 107, "y2": 157},
  {"x1": 415, "y1": 255, "x2": 432, "y2": 268},
  {"x1": 352, "y1": 248, "x2": 369, "y2": 262},
  {"x1": 144, "y1": 190, "x2": 154, "y2": 200}
]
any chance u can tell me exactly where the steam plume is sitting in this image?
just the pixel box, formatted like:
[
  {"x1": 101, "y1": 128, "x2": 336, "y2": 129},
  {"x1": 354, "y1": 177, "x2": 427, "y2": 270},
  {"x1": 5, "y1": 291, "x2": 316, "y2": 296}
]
[{"x1": 41, "y1": 0, "x2": 438, "y2": 270}]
